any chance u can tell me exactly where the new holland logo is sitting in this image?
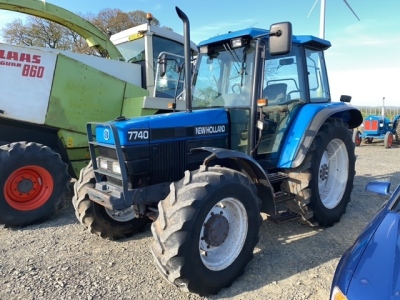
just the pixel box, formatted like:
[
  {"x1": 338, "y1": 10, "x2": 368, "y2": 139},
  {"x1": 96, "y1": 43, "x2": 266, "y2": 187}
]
[
  {"x1": 195, "y1": 125, "x2": 226, "y2": 135},
  {"x1": 103, "y1": 129, "x2": 110, "y2": 141}
]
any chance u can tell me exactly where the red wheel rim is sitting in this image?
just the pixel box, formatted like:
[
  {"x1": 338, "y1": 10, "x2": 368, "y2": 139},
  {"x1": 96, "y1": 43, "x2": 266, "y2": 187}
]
[
  {"x1": 4, "y1": 165, "x2": 53, "y2": 211},
  {"x1": 388, "y1": 134, "x2": 393, "y2": 147},
  {"x1": 356, "y1": 135, "x2": 361, "y2": 145}
]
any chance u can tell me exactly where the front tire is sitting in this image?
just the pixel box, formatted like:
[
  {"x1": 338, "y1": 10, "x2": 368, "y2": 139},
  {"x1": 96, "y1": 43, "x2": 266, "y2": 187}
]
[
  {"x1": 0, "y1": 142, "x2": 70, "y2": 226},
  {"x1": 384, "y1": 131, "x2": 393, "y2": 148},
  {"x1": 72, "y1": 162, "x2": 150, "y2": 239},
  {"x1": 151, "y1": 166, "x2": 261, "y2": 295},
  {"x1": 282, "y1": 118, "x2": 355, "y2": 227}
]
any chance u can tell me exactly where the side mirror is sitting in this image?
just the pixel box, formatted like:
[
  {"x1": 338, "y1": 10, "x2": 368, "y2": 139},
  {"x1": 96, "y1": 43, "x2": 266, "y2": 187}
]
[
  {"x1": 269, "y1": 22, "x2": 292, "y2": 56},
  {"x1": 159, "y1": 53, "x2": 167, "y2": 77},
  {"x1": 365, "y1": 181, "x2": 392, "y2": 197},
  {"x1": 340, "y1": 95, "x2": 352, "y2": 103}
]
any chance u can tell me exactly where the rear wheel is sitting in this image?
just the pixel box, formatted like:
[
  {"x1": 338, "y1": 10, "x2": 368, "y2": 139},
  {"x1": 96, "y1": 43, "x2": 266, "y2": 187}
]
[
  {"x1": 282, "y1": 119, "x2": 355, "y2": 227},
  {"x1": 384, "y1": 131, "x2": 393, "y2": 148},
  {"x1": 72, "y1": 162, "x2": 150, "y2": 240},
  {"x1": 151, "y1": 166, "x2": 261, "y2": 295},
  {"x1": 0, "y1": 142, "x2": 70, "y2": 226},
  {"x1": 396, "y1": 121, "x2": 400, "y2": 144}
]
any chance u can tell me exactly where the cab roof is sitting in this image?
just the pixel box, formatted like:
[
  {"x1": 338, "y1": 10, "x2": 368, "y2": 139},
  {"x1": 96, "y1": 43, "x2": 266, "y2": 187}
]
[{"x1": 198, "y1": 27, "x2": 331, "y2": 50}]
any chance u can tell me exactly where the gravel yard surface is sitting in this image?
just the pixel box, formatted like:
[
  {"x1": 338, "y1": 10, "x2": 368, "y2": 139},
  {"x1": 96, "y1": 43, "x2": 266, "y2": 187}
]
[{"x1": 1, "y1": 142, "x2": 399, "y2": 300}]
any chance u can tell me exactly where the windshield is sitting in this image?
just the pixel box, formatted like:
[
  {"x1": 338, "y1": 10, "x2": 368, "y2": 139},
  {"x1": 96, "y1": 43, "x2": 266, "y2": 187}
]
[
  {"x1": 115, "y1": 37, "x2": 145, "y2": 62},
  {"x1": 192, "y1": 42, "x2": 256, "y2": 108}
]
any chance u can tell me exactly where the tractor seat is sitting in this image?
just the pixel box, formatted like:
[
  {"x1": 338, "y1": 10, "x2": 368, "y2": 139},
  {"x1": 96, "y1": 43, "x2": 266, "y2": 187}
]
[{"x1": 263, "y1": 83, "x2": 287, "y2": 104}]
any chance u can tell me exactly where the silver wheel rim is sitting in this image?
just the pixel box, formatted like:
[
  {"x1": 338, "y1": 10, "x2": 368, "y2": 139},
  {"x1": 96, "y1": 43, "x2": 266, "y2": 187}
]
[
  {"x1": 105, "y1": 206, "x2": 135, "y2": 222},
  {"x1": 318, "y1": 138, "x2": 349, "y2": 209},
  {"x1": 199, "y1": 197, "x2": 248, "y2": 271}
]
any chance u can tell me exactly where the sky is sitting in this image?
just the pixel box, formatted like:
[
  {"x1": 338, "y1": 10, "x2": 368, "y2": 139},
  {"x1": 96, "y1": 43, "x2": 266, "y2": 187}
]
[{"x1": 1, "y1": 0, "x2": 399, "y2": 107}]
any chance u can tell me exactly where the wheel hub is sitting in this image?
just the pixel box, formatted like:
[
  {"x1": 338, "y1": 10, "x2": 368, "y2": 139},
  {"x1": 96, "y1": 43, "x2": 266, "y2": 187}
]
[
  {"x1": 17, "y1": 178, "x2": 34, "y2": 194},
  {"x1": 203, "y1": 213, "x2": 229, "y2": 247},
  {"x1": 319, "y1": 163, "x2": 329, "y2": 181}
]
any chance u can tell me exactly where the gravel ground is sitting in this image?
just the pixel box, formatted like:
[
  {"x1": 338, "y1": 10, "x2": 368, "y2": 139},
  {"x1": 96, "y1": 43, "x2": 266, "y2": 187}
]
[{"x1": 1, "y1": 142, "x2": 400, "y2": 300}]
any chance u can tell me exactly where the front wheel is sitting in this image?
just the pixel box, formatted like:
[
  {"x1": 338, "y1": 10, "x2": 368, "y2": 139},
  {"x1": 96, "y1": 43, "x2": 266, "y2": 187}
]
[
  {"x1": 384, "y1": 131, "x2": 393, "y2": 148},
  {"x1": 352, "y1": 129, "x2": 361, "y2": 146},
  {"x1": 0, "y1": 142, "x2": 70, "y2": 226},
  {"x1": 72, "y1": 162, "x2": 150, "y2": 239},
  {"x1": 151, "y1": 166, "x2": 261, "y2": 295},
  {"x1": 282, "y1": 118, "x2": 355, "y2": 227}
]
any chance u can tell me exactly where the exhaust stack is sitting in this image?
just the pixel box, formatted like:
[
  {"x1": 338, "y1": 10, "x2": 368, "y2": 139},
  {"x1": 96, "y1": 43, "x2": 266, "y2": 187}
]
[{"x1": 176, "y1": 7, "x2": 192, "y2": 112}]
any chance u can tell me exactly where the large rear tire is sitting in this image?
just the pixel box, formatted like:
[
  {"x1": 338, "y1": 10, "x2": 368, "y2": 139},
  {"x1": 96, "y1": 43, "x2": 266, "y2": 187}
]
[
  {"x1": 151, "y1": 166, "x2": 261, "y2": 295},
  {"x1": 0, "y1": 142, "x2": 70, "y2": 226},
  {"x1": 72, "y1": 162, "x2": 150, "y2": 240},
  {"x1": 282, "y1": 118, "x2": 355, "y2": 227},
  {"x1": 395, "y1": 121, "x2": 400, "y2": 144}
]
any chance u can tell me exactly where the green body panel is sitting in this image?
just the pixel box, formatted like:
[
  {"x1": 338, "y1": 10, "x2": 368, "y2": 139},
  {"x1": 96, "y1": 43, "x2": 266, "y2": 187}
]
[
  {"x1": 121, "y1": 84, "x2": 157, "y2": 117},
  {"x1": 57, "y1": 129, "x2": 89, "y2": 150},
  {"x1": 45, "y1": 54, "x2": 145, "y2": 132},
  {"x1": 44, "y1": 55, "x2": 154, "y2": 177},
  {"x1": 0, "y1": 0, "x2": 123, "y2": 60}
]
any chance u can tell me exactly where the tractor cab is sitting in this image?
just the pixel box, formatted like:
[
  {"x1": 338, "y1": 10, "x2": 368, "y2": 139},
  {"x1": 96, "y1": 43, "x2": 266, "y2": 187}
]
[
  {"x1": 191, "y1": 26, "x2": 332, "y2": 167},
  {"x1": 110, "y1": 20, "x2": 197, "y2": 99}
]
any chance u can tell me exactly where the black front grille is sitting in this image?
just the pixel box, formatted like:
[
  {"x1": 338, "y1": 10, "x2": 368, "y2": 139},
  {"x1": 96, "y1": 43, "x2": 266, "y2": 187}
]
[{"x1": 150, "y1": 141, "x2": 187, "y2": 185}]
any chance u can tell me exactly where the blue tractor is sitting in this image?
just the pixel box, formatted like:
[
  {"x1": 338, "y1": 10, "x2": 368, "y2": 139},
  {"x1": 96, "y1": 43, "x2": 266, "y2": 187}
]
[
  {"x1": 352, "y1": 114, "x2": 400, "y2": 148},
  {"x1": 72, "y1": 7, "x2": 363, "y2": 295}
]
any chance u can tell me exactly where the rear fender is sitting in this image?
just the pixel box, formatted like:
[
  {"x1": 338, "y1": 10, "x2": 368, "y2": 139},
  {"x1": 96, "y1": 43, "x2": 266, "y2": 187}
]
[
  {"x1": 278, "y1": 103, "x2": 362, "y2": 168},
  {"x1": 192, "y1": 147, "x2": 276, "y2": 215}
]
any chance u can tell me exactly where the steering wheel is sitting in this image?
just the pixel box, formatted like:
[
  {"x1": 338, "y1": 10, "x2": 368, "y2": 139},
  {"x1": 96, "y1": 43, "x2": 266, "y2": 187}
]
[{"x1": 286, "y1": 90, "x2": 302, "y2": 101}]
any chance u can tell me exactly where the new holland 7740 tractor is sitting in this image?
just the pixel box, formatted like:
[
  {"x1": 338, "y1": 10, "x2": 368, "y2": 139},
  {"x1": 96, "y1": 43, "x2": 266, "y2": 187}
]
[{"x1": 73, "y1": 7, "x2": 362, "y2": 295}]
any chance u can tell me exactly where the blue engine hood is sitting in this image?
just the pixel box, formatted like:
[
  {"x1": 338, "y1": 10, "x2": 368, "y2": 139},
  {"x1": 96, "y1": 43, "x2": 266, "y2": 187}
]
[
  {"x1": 347, "y1": 212, "x2": 400, "y2": 298},
  {"x1": 94, "y1": 108, "x2": 229, "y2": 146}
]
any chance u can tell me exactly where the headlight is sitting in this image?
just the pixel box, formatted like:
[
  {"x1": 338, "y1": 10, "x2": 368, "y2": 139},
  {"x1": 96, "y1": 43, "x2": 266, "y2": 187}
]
[
  {"x1": 98, "y1": 158, "x2": 108, "y2": 170},
  {"x1": 331, "y1": 286, "x2": 348, "y2": 300},
  {"x1": 112, "y1": 161, "x2": 121, "y2": 174}
]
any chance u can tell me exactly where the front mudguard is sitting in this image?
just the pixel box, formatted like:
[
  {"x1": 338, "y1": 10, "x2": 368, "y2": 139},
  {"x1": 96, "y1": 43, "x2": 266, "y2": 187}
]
[{"x1": 192, "y1": 147, "x2": 276, "y2": 215}]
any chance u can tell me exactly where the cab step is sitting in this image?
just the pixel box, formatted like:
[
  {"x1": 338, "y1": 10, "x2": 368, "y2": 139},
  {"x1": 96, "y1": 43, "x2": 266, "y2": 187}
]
[
  {"x1": 267, "y1": 211, "x2": 300, "y2": 224},
  {"x1": 267, "y1": 172, "x2": 289, "y2": 184}
]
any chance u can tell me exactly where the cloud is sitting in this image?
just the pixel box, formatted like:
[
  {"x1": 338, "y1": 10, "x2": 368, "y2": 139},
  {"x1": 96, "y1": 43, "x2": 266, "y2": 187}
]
[{"x1": 329, "y1": 68, "x2": 399, "y2": 107}]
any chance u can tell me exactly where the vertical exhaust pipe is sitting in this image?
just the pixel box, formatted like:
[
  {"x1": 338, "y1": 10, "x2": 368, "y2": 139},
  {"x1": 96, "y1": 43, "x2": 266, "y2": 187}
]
[{"x1": 175, "y1": 7, "x2": 192, "y2": 112}]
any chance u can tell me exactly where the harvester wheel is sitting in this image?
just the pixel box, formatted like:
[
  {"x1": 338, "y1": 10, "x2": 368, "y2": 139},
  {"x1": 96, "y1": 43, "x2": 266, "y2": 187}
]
[
  {"x1": 151, "y1": 166, "x2": 261, "y2": 295},
  {"x1": 352, "y1": 129, "x2": 361, "y2": 146},
  {"x1": 72, "y1": 161, "x2": 150, "y2": 240},
  {"x1": 0, "y1": 142, "x2": 70, "y2": 226},
  {"x1": 384, "y1": 131, "x2": 393, "y2": 149},
  {"x1": 282, "y1": 118, "x2": 355, "y2": 227}
]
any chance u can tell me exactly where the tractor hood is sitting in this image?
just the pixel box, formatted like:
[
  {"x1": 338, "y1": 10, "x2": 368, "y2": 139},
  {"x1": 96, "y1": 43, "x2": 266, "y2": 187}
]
[{"x1": 94, "y1": 108, "x2": 229, "y2": 146}]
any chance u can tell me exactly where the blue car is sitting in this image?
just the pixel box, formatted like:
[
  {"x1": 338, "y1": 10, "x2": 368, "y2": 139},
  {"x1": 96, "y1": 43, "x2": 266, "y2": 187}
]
[{"x1": 330, "y1": 181, "x2": 400, "y2": 299}]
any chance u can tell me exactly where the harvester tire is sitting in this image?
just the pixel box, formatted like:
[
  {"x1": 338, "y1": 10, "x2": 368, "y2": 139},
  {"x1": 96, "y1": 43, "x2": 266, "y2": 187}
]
[
  {"x1": 0, "y1": 142, "x2": 70, "y2": 226},
  {"x1": 151, "y1": 166, "x2": 261, "y2": 295},
  {"x1": 72, "y1": 161, "x2": 150, "y2": 240},
  {"x1": 282, "y1": 118, "x2": 355, "y2": 227}
]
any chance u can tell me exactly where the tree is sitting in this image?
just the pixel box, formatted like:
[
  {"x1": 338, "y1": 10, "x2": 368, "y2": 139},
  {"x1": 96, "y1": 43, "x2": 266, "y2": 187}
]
[
  {"x1": 1, "y1": 8, "x2": 165, "y2": 56},
  {"x1": 91, "y1": 9, "x2": 160, "y2": 35}
]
